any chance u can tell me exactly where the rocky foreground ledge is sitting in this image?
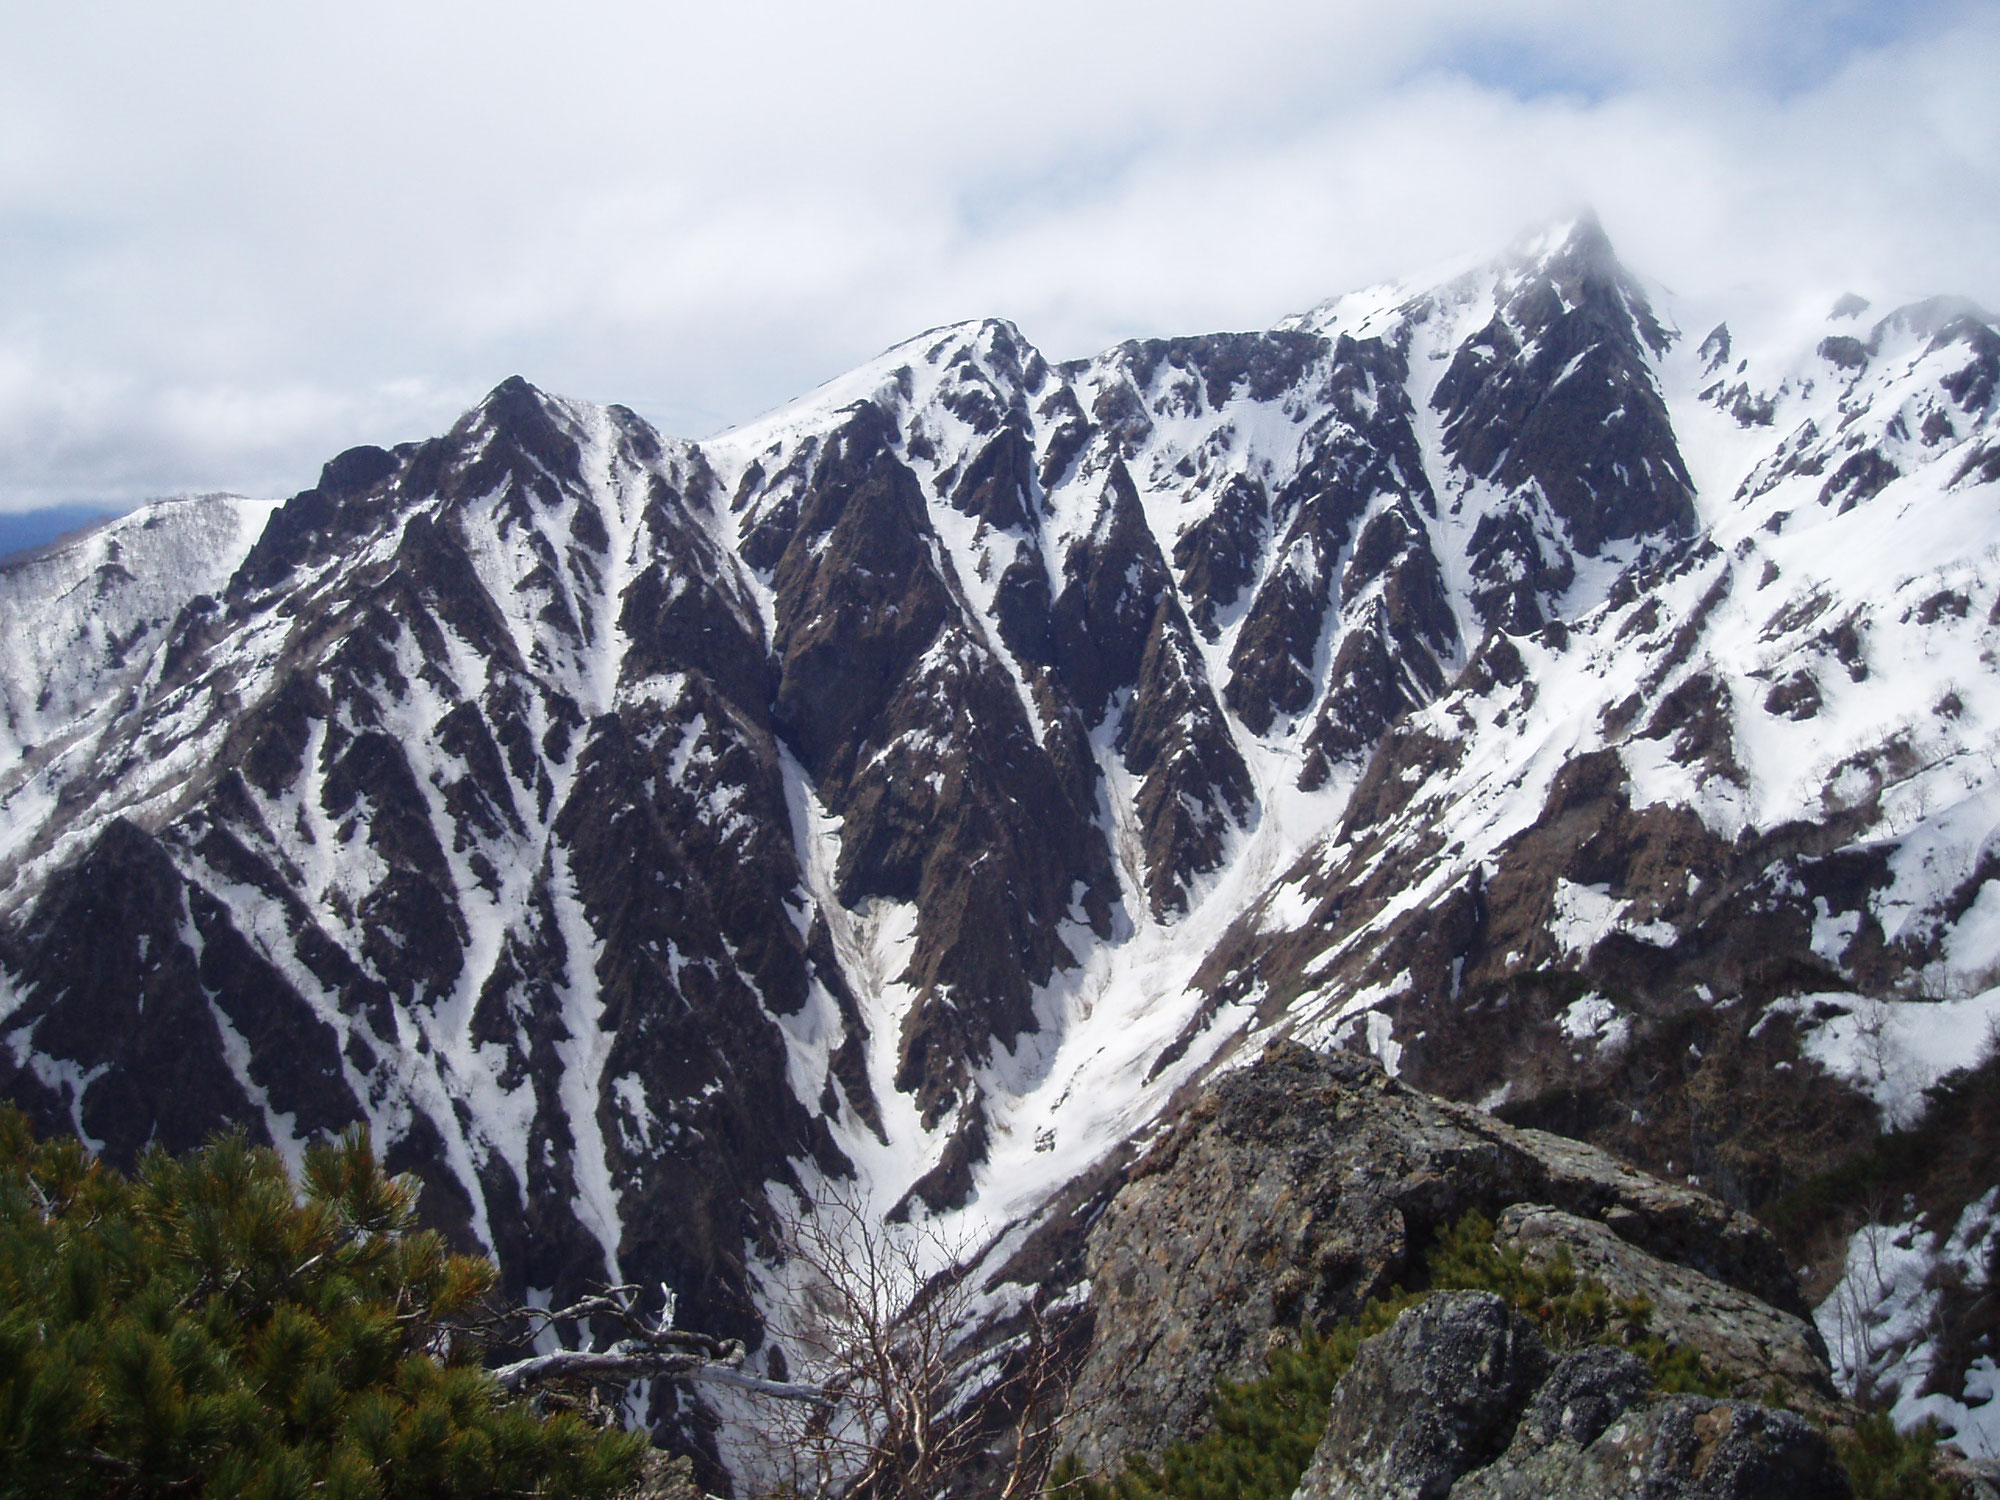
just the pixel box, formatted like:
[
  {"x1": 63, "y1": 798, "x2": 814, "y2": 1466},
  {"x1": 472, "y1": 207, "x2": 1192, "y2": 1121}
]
[
  {"x1": 1292, "y1": 1290, "x2": 1845, "y2": 1499},
  {"x1": 1050, "y1": 1042, "x2": 1919, "y2": 1498}
]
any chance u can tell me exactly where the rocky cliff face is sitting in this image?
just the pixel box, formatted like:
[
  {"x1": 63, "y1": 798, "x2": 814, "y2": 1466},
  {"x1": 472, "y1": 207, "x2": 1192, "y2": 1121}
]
[
  {"x1": 1, "y1": 214, "x2": 1997, "y2": 1469},
  {"x1": 1060, "y1": 1043, "x2": 1826, "y2": 1473},
  {"x1": 1055, "y1": 1045, "x2": 1871, "y2": 1498}
]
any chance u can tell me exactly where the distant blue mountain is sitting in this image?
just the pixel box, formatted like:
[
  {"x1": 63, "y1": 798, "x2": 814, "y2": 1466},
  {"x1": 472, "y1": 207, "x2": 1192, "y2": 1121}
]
[{"x1": 0, "y1": 505, "x2": 121, "y2": 563}]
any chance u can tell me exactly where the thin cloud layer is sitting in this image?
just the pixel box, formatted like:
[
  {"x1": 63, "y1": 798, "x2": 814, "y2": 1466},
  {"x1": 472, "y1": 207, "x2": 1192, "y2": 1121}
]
[{"x1": 1, "y1": 0, "x2": 1993, "y2": 508}]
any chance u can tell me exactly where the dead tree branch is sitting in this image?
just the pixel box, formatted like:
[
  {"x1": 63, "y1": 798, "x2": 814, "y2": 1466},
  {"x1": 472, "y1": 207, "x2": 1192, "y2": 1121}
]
[
  {"x1": 751, "y1": 1186, "x2": 1084, "y2": 1500},
  {"x1": 485, "y1": 1282, "x2": 836, "y2": 1407}
]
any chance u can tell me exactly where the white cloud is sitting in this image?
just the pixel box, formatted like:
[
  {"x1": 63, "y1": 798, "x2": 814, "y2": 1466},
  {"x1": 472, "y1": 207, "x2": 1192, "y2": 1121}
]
[{"x1": 0, "y1": 0, "x2": 1993, "y2": 508}]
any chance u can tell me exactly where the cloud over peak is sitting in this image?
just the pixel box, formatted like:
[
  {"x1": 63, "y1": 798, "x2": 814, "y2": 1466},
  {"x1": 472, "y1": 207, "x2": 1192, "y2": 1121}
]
[{"x1": 2, "y1": 0, "x2": 1994, "y2": 508}]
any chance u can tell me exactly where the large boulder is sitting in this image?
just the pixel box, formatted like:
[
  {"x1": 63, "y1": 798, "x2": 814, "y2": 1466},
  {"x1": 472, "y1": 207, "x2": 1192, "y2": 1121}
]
[
  {"x1": 1493, "y1": 1203, "x2": 1840, "y2": 1417},
  {"x1": 1062, "y1": 1042, "x2": 1809, "y2": 1470},
  {"x1": 1451, "y1": 1388, "x2": 1849, "y2": 1499},
  {"x1": 1290, "y1": 1291, "x2": 1550, "y2": 1500},
  {"x1": 1294, "y1": 1294, "x2": 1851, "y2": 1500}
]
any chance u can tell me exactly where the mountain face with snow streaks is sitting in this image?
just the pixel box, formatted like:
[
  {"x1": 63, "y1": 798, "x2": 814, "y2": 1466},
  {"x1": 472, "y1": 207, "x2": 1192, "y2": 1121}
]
[{"x1": 2, "y1": 215, "x2": 1998, "y2": 1459}]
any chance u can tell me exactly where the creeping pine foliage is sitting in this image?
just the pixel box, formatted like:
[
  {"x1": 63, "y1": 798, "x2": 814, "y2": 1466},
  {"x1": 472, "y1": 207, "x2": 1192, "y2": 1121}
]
[
  {"x1": 1837, "y1": 1412, "x2": 1962, "y2": 1500},
  {"x1": 0, "y1": 1107, "x2": 645, "y2": 1499}
]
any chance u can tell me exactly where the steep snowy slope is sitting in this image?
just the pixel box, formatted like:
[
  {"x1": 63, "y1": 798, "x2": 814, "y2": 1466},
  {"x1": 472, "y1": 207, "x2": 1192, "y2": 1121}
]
[
  {"x1": 1, "y1": 216, "x2": 1996, "y2": 1459},
  {"x1": 0, "y1": 495, "x2": 277, "y2": 806}
]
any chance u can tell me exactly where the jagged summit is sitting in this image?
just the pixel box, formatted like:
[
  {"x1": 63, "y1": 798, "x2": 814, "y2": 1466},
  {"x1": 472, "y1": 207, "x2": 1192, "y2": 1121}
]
[
  {"x1": 2, "y1": 219, "x2": 1998, "y2": 1468},
  {"x1": 1505, "y1": 208, "x2": 1622, "y2": 275}
]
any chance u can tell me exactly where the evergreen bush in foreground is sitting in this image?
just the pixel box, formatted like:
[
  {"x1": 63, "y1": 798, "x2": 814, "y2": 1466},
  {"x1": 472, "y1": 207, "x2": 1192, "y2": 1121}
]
[{"x1": 0, "y1": 1107, "x2": 645, "y2": 1499}]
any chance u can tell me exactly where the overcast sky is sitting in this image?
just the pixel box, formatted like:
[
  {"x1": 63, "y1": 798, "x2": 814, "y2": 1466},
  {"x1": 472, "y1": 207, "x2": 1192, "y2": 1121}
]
[{"x1": 1, "y1": 0, "x2": 1995, "y2": 511}]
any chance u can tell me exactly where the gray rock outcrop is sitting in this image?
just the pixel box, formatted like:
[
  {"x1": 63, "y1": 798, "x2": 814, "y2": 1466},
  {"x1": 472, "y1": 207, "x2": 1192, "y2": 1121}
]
[
  {"x1": 1293, "y1": 1294, "x2": 1851, "y2": 1500},
  {"x1": 1494, "y1": 1203, "x2": 1840, "y2": 1417},
  {"x1": 1450, "y1": 1386, "x2": 1849, "y2": 1499},
  {"x1": 1062, "y1": 1041, "x2": 1811, "y2": 1472},
  {"x1": 1289, "y1": 1291, "x2": 1550, "y2": 1500}
]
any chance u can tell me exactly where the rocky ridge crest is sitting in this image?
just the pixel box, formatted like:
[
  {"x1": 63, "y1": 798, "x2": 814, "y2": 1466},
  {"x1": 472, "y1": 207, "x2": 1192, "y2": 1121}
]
[{"x1": 1060, "y1": 1042, "x2": 1829, "y2": 1472}]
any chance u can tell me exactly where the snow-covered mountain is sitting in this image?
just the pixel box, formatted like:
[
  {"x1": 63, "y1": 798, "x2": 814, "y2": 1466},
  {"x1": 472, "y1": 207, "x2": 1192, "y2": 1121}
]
[{"x1": 2, "y1": 215, "x2": 1996, "y2": 1452}]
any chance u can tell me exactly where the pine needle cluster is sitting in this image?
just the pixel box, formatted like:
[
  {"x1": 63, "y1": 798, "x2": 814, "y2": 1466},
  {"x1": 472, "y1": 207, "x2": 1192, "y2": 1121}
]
[
  {"x1": 1835, "y1": 1413, "x2": 1962, "y2": 1500},
  {"x1": 0, "y1": 1106, "x2": 646, "y2": 1499}
]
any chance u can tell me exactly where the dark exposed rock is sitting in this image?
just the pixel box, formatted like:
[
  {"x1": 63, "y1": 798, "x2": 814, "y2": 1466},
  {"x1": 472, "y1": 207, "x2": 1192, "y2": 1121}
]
[
  {"x1": 1953, "y1": 436, "x2": 2000, "y2": 489},
  {"x1": 438, "y1": 376, "x2": 586, "y2": 513},
  {"x1": 0, "y1": 818, "x2": 357, "y2": 1165},
  {"x1": 1036, "y1": 385, "x2": 1091, "y2": 491},
  {"x1": 1104, "y1": 330, "x2": 1326, "y2": 413},
  {"x1": 950, "y1": 421, "x2": 1038, "y2": 531},
  {"x1": 889, "y1": 1093, "x2": 991, "y2": 1219},
  {"x1": 1937, "y1": 317, "x2": 2000, "y2": 412},
  {"x1": 1461, "y1": 504, "x2": 1573, "y2": 633},
  {"x1": 1227, "y1": 335, "x2": 1444, "y2": 738},
  {"x1": 322, "y1": 727, "x2": 467, "y2": 1008},
  {"x1": 1912, "y1": 588, "x2": 1971, "y2": 624},
  {"x1": 1291, "y1": 1291, "x2": 1550, "y2": 1500},
  {"x1": 768, "y1": 410, "x2": 951, "y2": 782},
  {"x1": 758, "y1": 403, "x2": 1114, "y2": 1120},
  {"x1": 1701, "y1": 373, "x2": 1778, "y2": 429},
  {"x1": 1053, "y1": 460, "x2": 1250, "y2": 915},
  {"x1": 1453, "y1": 1391, "x2": 1851, "y2": 1499},
  {"x1": 553, "y1": 713, "x2": 847, "y2": 1345},
  {"x1": 1089, "y1": 379, "x2": 1154, "y2": 458},
  {"x1": 1173, "y1": 473, "x2": 1269, "y2": 637},
  {"x1": 1764, "y1": 669, "x2": 1823, "y2": 720},
  {"x1": 1697, "y1": 324, "x2": 1731, "y2": 371},
  {"x1": 617, "y1": 484, "x2": 773, "y2": 724},
  {"x1": 1298, "y1": 515, "x2": 1457, "y2": 785},
  {"x1": 321, "y1": 444, "x2": 400, "y2": 497},
  {"x1": 1640, "y1": 671, "x2": 1743, "y2": 786},
  {"x1": 1817, "y1": 449, "x2": 1900, "y2": 512},
  {"x1": 1051, "y1": 462, "x2": 1178, "y2": 725},
  {"x1": 1117, "y1": 593, "x2": 1255, "y2": 915},
  {"x1": 1725, "y1": 386, "x2": 1776, "y2": 427},
  {"x1": 1432, "y1": 217, "x2": 1697, "y2": 576},
  {"x1": 232, "y1": 442, "x2": 417, "y2": 596}
]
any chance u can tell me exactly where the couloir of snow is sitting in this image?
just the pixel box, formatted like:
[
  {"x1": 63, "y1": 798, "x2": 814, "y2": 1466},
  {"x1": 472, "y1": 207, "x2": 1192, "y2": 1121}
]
[{"x1": 702, "y1": 317, "x2": 1371, "y2": 1246}]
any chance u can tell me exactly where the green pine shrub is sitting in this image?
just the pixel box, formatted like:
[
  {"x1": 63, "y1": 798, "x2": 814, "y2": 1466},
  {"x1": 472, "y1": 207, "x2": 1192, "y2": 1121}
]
[
  {"x1": 1836, "y1": 1413, "x2": 1962, "y2": 1500},
  {"x1": 0, "y1": 1106, "x2": 646, "y2": 1498}
]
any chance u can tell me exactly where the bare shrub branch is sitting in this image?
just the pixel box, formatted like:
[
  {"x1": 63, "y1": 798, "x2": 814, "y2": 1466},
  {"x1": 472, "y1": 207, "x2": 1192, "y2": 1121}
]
[
  {"x1": 749, "y1": 1185, "x2": 1082, "y2": 1500},
  {"x1": 484, "y1": 1282, "x2": 835, "y2": 1406}
]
